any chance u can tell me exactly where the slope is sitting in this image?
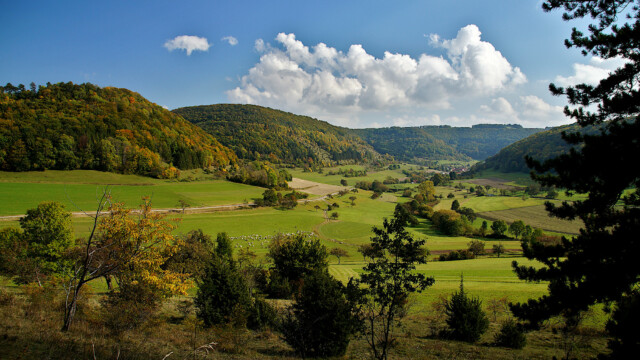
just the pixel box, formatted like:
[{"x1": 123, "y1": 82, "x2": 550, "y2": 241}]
[
  {"x1": 174, "y1": 104, "x2": 384, "y2": 166},
  {"x1": 354, "y1": 124, "x2": 543, "y2": 162},
  {"x1": 0, "y1": 82, "x2": 236, "y2": 178}
]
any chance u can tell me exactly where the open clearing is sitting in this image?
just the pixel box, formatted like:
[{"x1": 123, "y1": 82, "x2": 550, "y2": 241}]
[
  {"x1": 287, "y1": 177, "x2": 347, "y2": 196},
  {"x1": 479, "y1": 204, "x2": 583, "y2": 235},
  {"x1": 465, "y1": 177, "x2": 523, "y2": 190}
]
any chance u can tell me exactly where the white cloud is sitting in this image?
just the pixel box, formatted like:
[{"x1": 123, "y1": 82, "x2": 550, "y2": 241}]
[
  {"x1": 476, "y1": 95, "x2": 568, "y2": 127},
  {"x1": 228, "y1": 26, "x2": 526, "y2": 119},
  {"x1": 391, "y1": 114, "x2": 442, "y2": 127},
  {"x1": 164, "y1": 35, "x2": 210, "y2": 56},
  {"x1": 221, "y1": 36, "x2": 238, "y2": 46},
  {"x1": 555, "y1": 56, "x2": 627, "y2": 86}
]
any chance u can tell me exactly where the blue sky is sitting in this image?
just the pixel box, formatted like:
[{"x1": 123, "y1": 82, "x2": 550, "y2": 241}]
[{"x1": 0, "y1": 0, "x2": 620, "y2": 128}]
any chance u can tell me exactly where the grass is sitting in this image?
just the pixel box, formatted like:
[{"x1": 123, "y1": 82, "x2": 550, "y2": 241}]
[
  {"x1": 479, "y1": 205, "x2": 583, "y2": 235},
  {"x1": 0, "y1": 170, "x2": 265, "y2": 216}
]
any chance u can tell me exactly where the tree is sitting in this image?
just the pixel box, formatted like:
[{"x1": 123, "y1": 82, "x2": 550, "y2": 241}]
[
  {"x1": 444, "y1": 276, "x2": 489, "y2": 343},
  {"x1": 61, "y1": 195, "x2": 189, "y2": 331},
  {"x1": 163, "y1": 229, "x2": 214, "y2": 280},
  {"x1": 267, "y1": 233, "x2": 328, "y2": 296},
  {"x1": 177, "y1": 199, "x2": 190, "y2": 214},
  {"x1": 329, "y1": 247, "x2": 349, "y2": 264},
  {"x1": 349, "y1": 195, "x2": 357, "y2": 206},
  {"x1": 416, "y1": 180, "x2": 436, "y2": 203},
  {"x1": 511, "y1": 2, "x2": 640, "y2": 357},
  {"x1": 331, "y1": 211, "x2": 339, "y2": 220},
  {"x1": 508, "y1": 220, "x2": 526, "y2": 240},
  {"x1": 358, "y1": 243, "x2": 383, "y2": 262},
  {"x1": 451, "y1": 199, "x2": 460, "y2": 211},
  {"x1": 195, "y1": 238, "x2": 252, "y2": 327},
  {"x1": 492, "y1": 243, "x2": 505, "y2": 258},
  {"x1": 356, "y1": 209, "x2": 434, "y2": 360},
  {"x1": 491, "y1": 220, "x2": 507, "y2": 237},
  {"x1": 479, "y1": 220, "x2": 489, "y2": 237},
  {"x1": 280, "y1": 269, "x2": 361, "y2": 357},
  {"x1": 467, "y1": 240, "x2": 485, "y2": 256},
  {"x1": 19, "y1": 202, "x2": 75, "y2": 284},
  {"x1": 340, "y1": 178, "x2": 348, "y2": 186}
]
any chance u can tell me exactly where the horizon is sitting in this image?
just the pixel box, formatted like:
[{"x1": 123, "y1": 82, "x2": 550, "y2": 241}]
[{"x1": 1, "y1": 0, "x2": 617, "y2": 129}]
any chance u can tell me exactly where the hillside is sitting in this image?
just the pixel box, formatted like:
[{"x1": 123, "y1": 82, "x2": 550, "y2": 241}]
[
  {"x1": 174, "y1": 104, "x2": 385, "y2": 166},
  {"x1": 0, "y1": 82, "x2": 236, "y2": 178},
  {"x1": 472, "y1": 123, "x2": 584, "y2": 173},
  {"x1": 353, "y1": 124, "x2": 543, "y2": 162}
]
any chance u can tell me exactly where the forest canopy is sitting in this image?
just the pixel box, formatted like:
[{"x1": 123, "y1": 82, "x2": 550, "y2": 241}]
[{"x1": 0, "y1": 82, "x2": 236, "y2": 178}]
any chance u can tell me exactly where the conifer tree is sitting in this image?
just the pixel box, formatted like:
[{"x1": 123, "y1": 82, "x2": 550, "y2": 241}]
[{"x1": 512, "y1": 1, "x2": 640, "y2": 356}]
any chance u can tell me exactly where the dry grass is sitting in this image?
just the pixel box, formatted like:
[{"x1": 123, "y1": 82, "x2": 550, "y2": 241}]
[{"x1": 288, "y1": 178, "x2": 348, "y2": 196}]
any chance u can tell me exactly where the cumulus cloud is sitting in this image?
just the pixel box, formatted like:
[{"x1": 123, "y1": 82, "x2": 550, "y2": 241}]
[
  {"x1": 228, "y1": 25, "x2": 526, "y2": 118},
  {"x1": 555, "y1": 56, "x2": 627, "y2": 86},
  {"x1": 477, "y1": 95, "x2": 568, "y2": 127},
  {"x1": 221, "y1": 36, "x2": 238, "y2": 46},
  {"x1": 164, "y1": 35, "x2": 210, "y2": 56}
]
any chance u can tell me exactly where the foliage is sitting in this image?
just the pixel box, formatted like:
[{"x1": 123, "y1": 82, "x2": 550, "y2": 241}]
[
  {"x1": 451, "y1": 199, "x2": 460, "y2": 211},
  {"x1": 0, "y1": 82, "x2": 236, "y2": 176},
  {"x1": 329, "y1": 247, "x2": 349, "y2": 264},
  {"x1": 511, "y1": 5, "x2": 640, "y2": 359},
  {"x1": 494, "y1": 318, "x2": 527, "y2": 349},
  {"x1": 195, "y1": 246, "x2": 252, "y2": 327},
  {"x1": 174, "y1": 104, "x2": 383, "y2": 167},
  {"x1": 602, "y1": 290, "x2": 640, "y2": 359},
  {"x1": 467, "y1": 240, "x2": 486, "y2": 256},
  {"x1": 163, "y1": 229, "x2": 214, "y2": 280},
  {"x1": 61, "y1": 195, "x2": 189, "y2": 331},
  {"x1": 508, "y1": 220, "x2": 526, "y2": 240},
  {"x1": 280, "y1": 269, "x2": 361, "y2": 358},
  {"x1": 491, "y1": 220, "x2": 508, "y2": 237},
  {"x1": 356, "y1": 208, "x2": 434, "y2": 360},
  {"x1": 444, "y1": 277, "x2": 489, "y2": 343},
  {"x1": 492, "y1": 243, "x2": 506, "y2": 258},
  {"x1": 265, "y1": 233, "x2": 328, "y2": 298},
  {"x1": 19, "y1": 201, "x2": 75, "y2": 282},
  {"x1": 438, "y1": 249, "x2": 475, "y2": 262},
  {"x1": 353, "y1": 124, "x2": 541, "y2": 162},
  {"x1": 228, "y1": 160, "x2": 290, "y2": 188},
  {"x1": 431, "y1": 209, "x2": 472, "y2": 236}
]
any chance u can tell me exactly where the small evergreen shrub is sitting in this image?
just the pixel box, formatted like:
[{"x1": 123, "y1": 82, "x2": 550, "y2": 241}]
[
  {"x1": 494, "y1": 318, "x2": 527, "y2": 349},
  {"x1": 444, "y1": 277, "x2": 489, "y2": 342}
]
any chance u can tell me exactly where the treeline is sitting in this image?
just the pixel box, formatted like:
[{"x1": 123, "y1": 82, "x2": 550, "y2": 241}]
[
  {"x1": 174, "y1": 104, "x2": 386, "y2": 167},
  {"x1": 353, "y1": 124, "x2": 542, "y2": 163},
  {"x1": 0, "y1": 82, "x2": 236, "y2": 177},
  {"x1": 471, "y1": 123, "x2": 600, "y2": 174}
]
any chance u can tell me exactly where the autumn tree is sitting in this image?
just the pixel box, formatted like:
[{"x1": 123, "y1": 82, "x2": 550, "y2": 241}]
[
  {"x1": 61, "y1": 195, "x2": 189, "y2": 331},
  {"x1": 512, "y1": 1, "x2": 640, "y2": 357}
]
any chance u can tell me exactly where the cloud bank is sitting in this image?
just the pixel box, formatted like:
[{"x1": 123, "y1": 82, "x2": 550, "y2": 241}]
[
  {"x1": 228, "y1": 25, "x2": 526, "y2": 122},
  {"x1": 164, "y1": 35, "x2": 211, "y2": 56}
]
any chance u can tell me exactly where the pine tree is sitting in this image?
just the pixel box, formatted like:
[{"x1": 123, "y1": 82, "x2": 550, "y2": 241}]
[{"x1": 512, "y1": 1, "x2": 640, "y2": 356}]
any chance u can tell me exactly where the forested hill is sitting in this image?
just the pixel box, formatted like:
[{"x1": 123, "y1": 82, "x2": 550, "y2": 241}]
[
  {"x1": 471, "y1": 123, "x2": 586, "y2": 173},
  {"x1": 0, "y1": 82, "x2": 236, "y2": 178},
  {"x1": 353, "y1": 124, "x2": 543, "y2": 163},
  {"x1": 174, "y1": 104, "x2": 385, "y2": 166}
]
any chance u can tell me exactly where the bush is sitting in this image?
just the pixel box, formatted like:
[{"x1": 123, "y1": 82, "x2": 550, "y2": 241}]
[
  {"x1": 467, "y1": 240, "x2": 486, "y2": 256},
  {"x1": 444, "y1": 278, "x2": 489, "y2": 342},
  {"x1": 195, "y1": 255, "x2": 252, "y2": 327},
  {"x1": 280, "y1": 269, "x2": 361, "y2": 357},
  {"x1": 247, "y1": 296, "x2": 278, "y2": 331},
  {"x1": 494, "y1": 318, "x2": 527, "y2": 349},
  {"x1": 439, "y1": 249, "x2": 475, "y2": 261}
]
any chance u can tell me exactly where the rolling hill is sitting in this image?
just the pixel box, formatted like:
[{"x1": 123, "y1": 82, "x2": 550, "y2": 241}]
[
  {"x1": 471, "y1": 123, "x2": 587, "y2": 173},
  {"x1": 353, "y1": 124, "x2": 543, "y2": 163},
  {"x1": 0, "y1": 82, "x2": 236, "y2": 178},
  {"x1": 174, "y1": 104, "x2": 385, "y2": 166}
]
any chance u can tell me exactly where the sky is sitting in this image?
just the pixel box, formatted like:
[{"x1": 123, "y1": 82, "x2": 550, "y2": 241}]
[{"x1": 0, "y1": 0, "x2": 623, "y2": 129}]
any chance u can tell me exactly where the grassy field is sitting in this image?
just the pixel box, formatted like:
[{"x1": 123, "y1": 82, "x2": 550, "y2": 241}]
[
  {"x1": 0, "y1": 170, "x2": 265, "y2": 216},
  {"x1": 479, "y1": 205, "x2": 583, "y2": 235},
  {"x1": 288, "y1": 164, "x2": 420, "y2": 186}
]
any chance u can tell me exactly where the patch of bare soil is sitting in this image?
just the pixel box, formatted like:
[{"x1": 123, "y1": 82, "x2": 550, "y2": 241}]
[{"x1": 288, "y1": 178, "x2": 348, "y2": 196}]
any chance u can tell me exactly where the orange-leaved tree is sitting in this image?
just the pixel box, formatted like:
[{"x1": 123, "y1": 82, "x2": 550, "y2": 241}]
[{"x1": 62, "y1": 193, "x2": 190, "y2": 331}]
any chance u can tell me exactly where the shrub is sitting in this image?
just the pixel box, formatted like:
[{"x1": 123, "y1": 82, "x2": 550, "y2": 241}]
[
  {"x1": 247, "y1": 296, "x2": 277, "y2": 331},
  {"x1": 439, "y1": 249, "x2": 475, "y2": 261},
  {"x1": 467, "y1": 240, "x2": 486, "y2": 256},
  {"x1": 280, "y1": 269, "x2": 361, "y2": 357},
  {"x1": 495, "y1": 318, "x2": 527, "y2": 349},
  {"x1": 444, "y1": 277, "x2": 489, "y2": 342}
]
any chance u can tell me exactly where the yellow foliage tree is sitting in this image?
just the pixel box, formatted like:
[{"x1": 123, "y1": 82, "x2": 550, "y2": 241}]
[{"x1": 61, "y1": 193, "x2": 190, "y2": 331}]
